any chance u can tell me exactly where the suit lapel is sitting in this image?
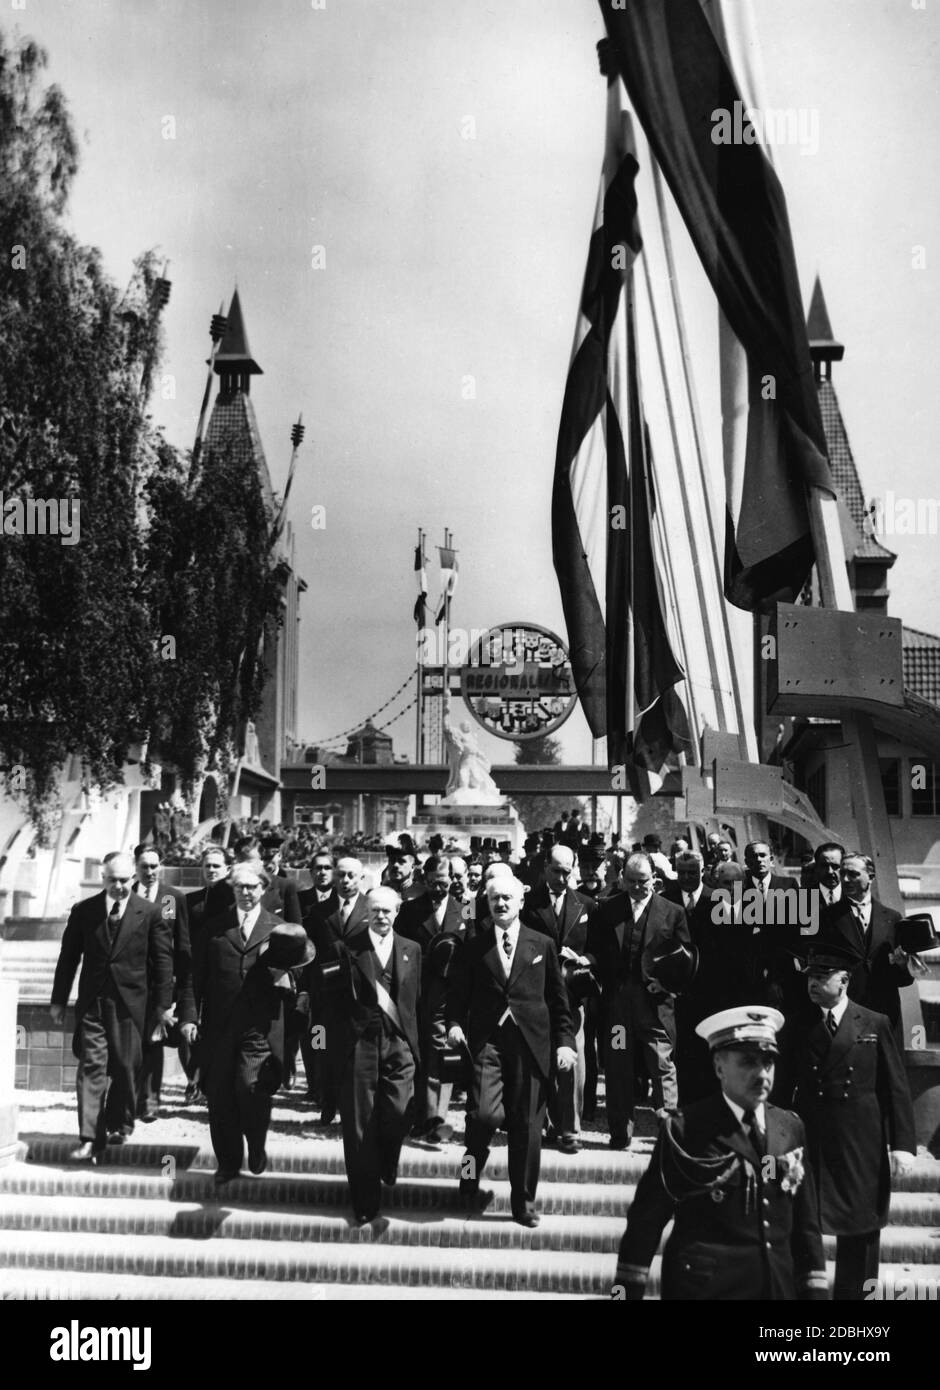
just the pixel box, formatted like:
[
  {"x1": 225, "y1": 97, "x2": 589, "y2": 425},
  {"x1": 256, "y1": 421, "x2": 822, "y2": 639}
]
[
  {"x1": 714, "y1": 1097, "x2": 761, "y2": 1169},
  {"x1": 508, "y1": 926, "x2": 543, "y2": 987},
  {"x1": 827, "y1": 1004, "x2": 861, "y2": 1068},
  {"x1": 482, "y1": 929, "x2": 505, "y2": 984},
  {"x1": 245, "y1": 909, "x2": 274, "y2": 952}
]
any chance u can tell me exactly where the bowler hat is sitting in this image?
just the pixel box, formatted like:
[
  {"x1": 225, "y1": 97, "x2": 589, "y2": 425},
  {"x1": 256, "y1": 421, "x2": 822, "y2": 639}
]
[
  {"x1": 649, "y1": 942, "x2": 698, "y2": 995},
  {"x1": 263, "y1": 923, "x2": 316, "y2": 970},
  {"x1": 898, "y1": 912, "x2": 939, "y2": 955}
]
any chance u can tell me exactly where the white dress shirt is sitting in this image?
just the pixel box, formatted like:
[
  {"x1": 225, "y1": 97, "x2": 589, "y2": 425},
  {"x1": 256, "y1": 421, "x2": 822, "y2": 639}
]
[
  {"x1": 368, "y1": 927, "x2": 394, "y2": 969},
  {"x1": 135, "y1": 881, "x2": 159, "y2": 904},
  {"x1": 821, "y1": 994, "x2": 849, "y2": 1028},
  {"x1": 239, "y1": 905, "x2": 261, "y2": 943},
  {"x1": 497, "y1": 921, "x2": 521, "y2": 976},
  {"x1": 106, "y1": 894, "x2": 130, "y2": 922},
  {"x1": 683, "y1": 886, "x2": 702, "y2": 912}
]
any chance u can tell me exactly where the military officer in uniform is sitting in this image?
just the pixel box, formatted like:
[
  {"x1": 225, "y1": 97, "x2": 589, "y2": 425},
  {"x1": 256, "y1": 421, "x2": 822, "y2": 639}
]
[
  {"x1": 789, "y1": 940, "x2": 916, "y2": 1301},
  {"x1": 613, "y1": 1006, "x2": 828, "y2": 1301}
]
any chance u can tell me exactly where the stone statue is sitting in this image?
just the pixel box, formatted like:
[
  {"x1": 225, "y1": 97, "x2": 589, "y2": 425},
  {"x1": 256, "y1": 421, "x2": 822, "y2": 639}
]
[{"x1": 442, "y1": 694, "x2": 503, "y2": 805}]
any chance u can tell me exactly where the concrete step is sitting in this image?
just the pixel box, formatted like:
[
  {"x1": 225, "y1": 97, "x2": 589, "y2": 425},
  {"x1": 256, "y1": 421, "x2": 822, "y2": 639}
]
[
  {"x1": 3, "y1": 1189, "x2": 938, "y2": 1263},
  {"x1": 0, "y1": 1192, "x2": 629, "y2": 1253},
  {"x1": 19, "y1": 1132, "x2": 655, "y2": 1186},
  {"x1": 0, "y1": 1228, "x2": 614, "y2": 1294},
  {"x1": 20, "y1": 1131, "x2": 940, "y2": 1192},
  {"x1": 6, "y1": 1161, "x2": 940, "y2": 1225},
  {"x1": 0, "y1": 1269, "x2": 593, "y2": 1300},
  {"x1": 2, "y1": 1229, "x2": 938, "y2": 1300}
]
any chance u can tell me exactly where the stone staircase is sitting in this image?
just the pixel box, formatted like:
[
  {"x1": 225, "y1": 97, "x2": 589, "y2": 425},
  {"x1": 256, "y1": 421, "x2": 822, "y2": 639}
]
[{"x1": 2, "y1": 1088, "x2": 940, "y2": 1299}]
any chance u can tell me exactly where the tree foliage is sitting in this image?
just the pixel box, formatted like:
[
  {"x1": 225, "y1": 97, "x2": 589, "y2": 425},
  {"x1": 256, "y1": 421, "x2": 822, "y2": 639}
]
[
  {"x1": 510, "y1": 733, "x2": 585, "y2": 837},
  {"x1": 0, "y1": 28, "x2": 284, "y2": 831}
]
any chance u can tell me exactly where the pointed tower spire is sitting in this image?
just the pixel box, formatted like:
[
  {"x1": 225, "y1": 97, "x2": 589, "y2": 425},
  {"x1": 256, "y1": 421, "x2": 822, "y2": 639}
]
[
  {"x1": 806, "y1": 276, "x2": 844, "y2": 381},
  {"x1": 214, "y1": 288, "x2": 263, "y2": 393}
]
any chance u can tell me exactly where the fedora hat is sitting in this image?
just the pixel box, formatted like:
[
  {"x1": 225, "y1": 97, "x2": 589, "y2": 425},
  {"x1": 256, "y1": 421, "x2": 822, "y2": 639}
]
[{"x1": 262, "y1": 923, "x2": 316, "y2": 970}]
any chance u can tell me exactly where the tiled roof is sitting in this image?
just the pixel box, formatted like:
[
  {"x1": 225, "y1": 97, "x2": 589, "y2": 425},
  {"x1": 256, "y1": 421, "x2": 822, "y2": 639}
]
[
  {"x1": 903, "y1": 626, "x2": 940, "y2": 707},
  {"x1": 818, "y1": 379, "x2": 896, "y2": 563},
  {"x1": 204, "y1": 390, "x2": 275, "y2": 514}
]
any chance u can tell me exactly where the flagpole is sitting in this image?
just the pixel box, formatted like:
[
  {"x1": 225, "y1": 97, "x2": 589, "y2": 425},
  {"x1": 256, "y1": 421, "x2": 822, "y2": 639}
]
[
  {"x1": 271, "y1": 414, "x2": 304, "y2": 547},
  {"x1": 441, "y1": 528, "x2": 453, "y2": 765},
  {"x1": 191, "y1": 302, "x2": 228, "y2": 480},
  {"x1": 415, "y1": 527, "x2": 425, "y2": 763},
  {"x1": 649, "y1": 160, "x2": 753, "y2": 761}
]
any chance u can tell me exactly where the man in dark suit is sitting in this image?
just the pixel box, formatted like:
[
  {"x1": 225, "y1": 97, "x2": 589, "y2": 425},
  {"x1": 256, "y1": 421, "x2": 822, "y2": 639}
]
[
  {"x1": 587, "y1": 853, "x2": 691, "y2": 1147},
  {"x1": 192, "y1": 861, "x2": 287, "y2": 1185},
  {"x1": 397, "y1": 854, "x2": 472, "y2": 1143},
  {"x1": 812, "y1": 842, "x2": 844, "y2": 912},
  {"x1": 51, "y1": 852, "x2": 175, "y2": 1160},
  {"x1": 298, "y1": 848, "x2": 337, "y2": 919},
  {"x1": 818, "y1": 853, "x2": 916, "y2": 1040},
  {"x1": 516, "y1": 834, "x2": 544, "y2": 890},
  {"x1": 327, "y1": 887, "x2": 422, "y2": 1224},
  {"x1": 662, "y1": 851, "x2": 723, "y2": 1105},
  {"x1": 132, "y1": 844, "x2": 196, "y2": 1121},
  {"x1": 234, "y1": 835, "x2": 303, "y2": 924},
  {"x1": 183, "y1": 846, "x2": 234, "y2": 1101},
  {"x1": 447, "y1": 874, "x2": 576, "y2": 1227},
  {"x1": 523, "y1": 844, "x2": 596, "y2": 1153},
  {"x1": 743, "y1": 841, "x2": 805, "y2": 1021},
  {"x1": 307, "y1": 855, "x2": 371, "y2": 1124},
  {"x1": 295, "y1": 849, "x2": 337, "y2": 1099},
  {"x1": 612, "y1": 1006, "x2": 828, "y2": 1301},
  {"x1": 790, "y1": 940, "x2": 916, "y2": 1300}
]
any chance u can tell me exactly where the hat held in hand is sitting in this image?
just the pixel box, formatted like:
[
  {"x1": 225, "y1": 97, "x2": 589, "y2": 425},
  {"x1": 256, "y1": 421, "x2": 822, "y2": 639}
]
[{"x1": 262, "y1": 923, "x2": 316, "y2": 970}]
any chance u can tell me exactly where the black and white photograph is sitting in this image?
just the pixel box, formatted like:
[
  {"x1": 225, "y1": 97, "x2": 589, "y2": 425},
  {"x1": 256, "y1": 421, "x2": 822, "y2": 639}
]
[{"x1": 0, "y1": 0, "x2": 938, "y2": 1352}]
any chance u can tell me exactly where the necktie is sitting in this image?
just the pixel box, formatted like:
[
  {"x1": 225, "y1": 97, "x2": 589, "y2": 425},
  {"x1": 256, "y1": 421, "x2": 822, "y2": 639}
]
[
  {"x1": 554, "y1": 894, "x2": 564, "y2": 921},
  {"x1": 826, "y1": 1009, "x2": 838, "y2": 1037},
  {"x1": 684, "y1": 892, "x2": 693, "y2": 912},
  {"x1": 502, "y1": 929, "x2": 512, "y2": 961},
  {"x1": 241, "y1": 913, "x2": 251, "y2": 943},
  {"x1": 107, "y1": 901, "x2": 121, "y2": 942},
  {"x1": 742, "y1": 1108, "x2": 765, "y2": 1157}
]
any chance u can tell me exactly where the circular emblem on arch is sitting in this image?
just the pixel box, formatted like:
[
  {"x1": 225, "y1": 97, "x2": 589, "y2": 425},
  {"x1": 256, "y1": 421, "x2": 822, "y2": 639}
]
[{"x1": 460, "y1": 622, "x2": 578, "y2": 742}]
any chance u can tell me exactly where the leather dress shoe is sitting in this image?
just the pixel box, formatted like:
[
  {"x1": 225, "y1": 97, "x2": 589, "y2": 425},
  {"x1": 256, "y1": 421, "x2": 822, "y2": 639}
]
[
  {"x1": 354, "y1": 1208, "x2": 381, "y2": 1226},
  {"x1": 513, "y1": 1211, "x2": 541, "y2": 1229},
  {"x1": 381, "y1": 1165, "x2": 398, "y2": 1186},
  {"x1": 213, "y1": 1168, "x2": 239, "y2": 1188},
  {"x1": 68, "y1": 1142, "x2": 98, "y2": 1163},
  {"x1": 424, "y1": 1121, "x2": 453, "y2": 1146},
  {"x1": 608, "y1": 1135, "x2": 631, "y2": 1151},
  {"x1": 458, "y1": 1184, "x2": 494, "y2": 1213},
  {"x1": 106, "y1": 1132, "x2": 128, "y2": 1146},
  {"x1": 247, "y1": 1147, "x2": 267, "y2": 1176},
  {"x1": 318, "y1": 1109, "x2": 337, "y2": 1126}
]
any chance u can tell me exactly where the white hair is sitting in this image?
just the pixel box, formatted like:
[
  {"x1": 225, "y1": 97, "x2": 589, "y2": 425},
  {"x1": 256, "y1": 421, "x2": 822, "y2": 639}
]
[{"x1": 486, "y1": 874, "x2": 525, "y2": 902}]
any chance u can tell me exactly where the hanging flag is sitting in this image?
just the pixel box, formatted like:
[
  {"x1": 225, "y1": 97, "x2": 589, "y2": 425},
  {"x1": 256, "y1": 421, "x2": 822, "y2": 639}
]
[
  {"x1": 435, "y1": 548, "x2": 459, "y2": 625},
  {"x1": 413, "y1": 542, "x2": 428, "y2": 627},
  {"x1": 552, "y1": 77, "x2": 691, "y2": 783},
  {"x1": 597, "y1": 0, "x2": 835, "y2": 611}
]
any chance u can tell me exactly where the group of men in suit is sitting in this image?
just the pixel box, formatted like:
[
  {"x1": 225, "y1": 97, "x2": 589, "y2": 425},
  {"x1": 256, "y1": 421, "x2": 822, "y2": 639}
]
[{"x1": 50, "y1": 828, "x2": 924, "y2": 1293}]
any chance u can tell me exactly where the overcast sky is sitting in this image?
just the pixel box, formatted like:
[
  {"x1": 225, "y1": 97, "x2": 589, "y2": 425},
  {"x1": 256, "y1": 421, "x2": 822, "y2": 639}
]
[{"x1": 18, "y1": 0, "x2": 940, "y2": 768}]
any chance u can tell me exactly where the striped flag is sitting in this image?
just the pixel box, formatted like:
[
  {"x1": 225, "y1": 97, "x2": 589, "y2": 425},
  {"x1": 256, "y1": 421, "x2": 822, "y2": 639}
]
[
  {"x1": 435, "y1": 546, "x2": 459, "y2": 624},
  {"x1": 552, "y1": 76, "x2": 691, "y2": 780},
  {"x1": 598, "y1": 0, "x2": 835, "y2": 610},
  {"x1": 413, "y1": 543, "x2": 428, "y2": 627}
]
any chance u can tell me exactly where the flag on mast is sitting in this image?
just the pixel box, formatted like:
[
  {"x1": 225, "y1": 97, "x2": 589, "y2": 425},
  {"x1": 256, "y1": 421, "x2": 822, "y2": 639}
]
[
  {"x1": 413, "y1": 542, "x2": 428, "y2": 627},
  {"x1": 435, "y1": 547, "x2": 459, "y2": 624},
  {"x1": 598, "y1": 0, "x2": 835, "y2": 611},
  {"x1": 552, "y1": 76, "x2": 691, "y2": 780}
]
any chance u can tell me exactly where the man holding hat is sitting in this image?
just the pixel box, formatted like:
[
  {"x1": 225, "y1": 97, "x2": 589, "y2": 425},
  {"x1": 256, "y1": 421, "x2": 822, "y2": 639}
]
[
  {"x1": 788, "y1": 939, "x2": 916, "y2": 1301},
  {"x1": 193, "y1": 863, "x2": 308, "y2": 1185},
  {"x1": 613, "y1": 1005, "x2": 828, "y2": 1301}
]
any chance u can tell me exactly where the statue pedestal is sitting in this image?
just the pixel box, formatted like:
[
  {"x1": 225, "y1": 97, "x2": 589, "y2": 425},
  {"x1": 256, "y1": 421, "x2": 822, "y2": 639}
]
[{"x1": 409, "y1": 801, "x2": 525, "y2": 855}]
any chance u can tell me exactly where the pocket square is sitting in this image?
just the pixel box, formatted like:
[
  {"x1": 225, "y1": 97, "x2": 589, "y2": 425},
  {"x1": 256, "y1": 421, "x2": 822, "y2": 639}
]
[{"x1": 532, "y1": 954, "x2": 543, "y2": 964}]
